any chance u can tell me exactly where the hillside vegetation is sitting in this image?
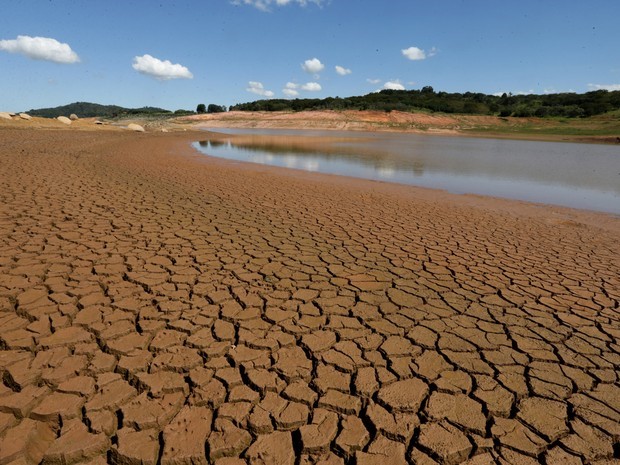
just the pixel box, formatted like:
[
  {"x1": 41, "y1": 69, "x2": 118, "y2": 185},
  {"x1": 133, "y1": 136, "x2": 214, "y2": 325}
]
[
  {"x1": 26, "y1": 102, "x2": 193, "y2": 119},
  {"x1": 231, "y1": 88, "x2": 620, "y2": 118}
]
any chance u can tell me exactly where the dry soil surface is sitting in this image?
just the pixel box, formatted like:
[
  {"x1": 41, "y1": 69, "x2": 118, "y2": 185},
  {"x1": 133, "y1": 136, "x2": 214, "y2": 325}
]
[
  {"x1": 185, "y1": 110, "x2": 478, "y2": 134},
  {"x1": 0, "y1": 127, "x2": 619, "y2": 465},
  {"x1": 185, "y1": 110, "x2": 620, "y2": 144}
]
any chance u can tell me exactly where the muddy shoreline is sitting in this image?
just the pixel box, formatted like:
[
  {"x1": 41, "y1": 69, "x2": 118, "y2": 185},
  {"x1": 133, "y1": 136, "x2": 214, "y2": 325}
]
[{"x1": 0, "y1": 127, "x2": 618, "y2": 464}]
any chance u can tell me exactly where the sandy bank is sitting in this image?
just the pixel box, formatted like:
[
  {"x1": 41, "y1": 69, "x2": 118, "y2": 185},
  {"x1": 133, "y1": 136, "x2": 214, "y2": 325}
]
[{"x1": 185, "y1": 109, "x2": 620, "y2": 144}]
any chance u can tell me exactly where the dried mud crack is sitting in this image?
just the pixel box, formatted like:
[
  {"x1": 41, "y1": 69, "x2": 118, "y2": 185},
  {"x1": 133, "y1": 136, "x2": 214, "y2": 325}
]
[{"x1": 0, "y1": 128, "x2": 619, "y2": 465}]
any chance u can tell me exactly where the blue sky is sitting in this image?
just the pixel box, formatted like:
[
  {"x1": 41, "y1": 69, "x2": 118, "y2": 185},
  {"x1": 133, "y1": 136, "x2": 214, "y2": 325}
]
[{"x1": 1, "y1": 0, "x2": 619, "y2": 112}]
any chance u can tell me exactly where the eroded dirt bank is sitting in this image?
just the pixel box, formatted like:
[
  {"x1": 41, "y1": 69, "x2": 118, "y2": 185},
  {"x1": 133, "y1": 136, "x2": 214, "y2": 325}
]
[
  {"x1": 185, "y1": 110, "x2": 620, "y2": 144},
  {"x1": 0, "y1": 128, "x2": 618, "y2": 464}
]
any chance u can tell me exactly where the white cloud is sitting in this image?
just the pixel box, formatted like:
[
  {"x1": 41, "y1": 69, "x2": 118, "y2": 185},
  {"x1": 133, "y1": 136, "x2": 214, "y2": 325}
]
[
  {"x1": 367, "y1": 78, "x2": 381, "y2": 85},
  {"x1": 302, "y1": 58, "x2": 325, "y2": 74},
  {"x1": 335, "y1": 65, "x2": 352, "y2": 76},
  {"x1": 0, "y1": 35, "x2": 79, "y2": 63},
  {"x1": 402, "y1": 46, "x2": 426, "y2": 61},
  {"x1": 283, "y1": 82, "x2": 300, "y2": 97},
  {"x1": 588, "y1": 83, "x2": 620, "y2": 91},
  {"x1": 301, "y1": 82, "x2": 322, "y2": 91},
  {"x1": 232, "y1": 0, "x2": 324, "y2": 12},
  {"x1": 247, "y1": 81, "x2": 274, "y2": 97},
  {"x1": 383, "y1": 80, "x2": 405, "y2": 91},
  {"x1": 132, "y1": 54, "x2": 193, "y2": 80}
]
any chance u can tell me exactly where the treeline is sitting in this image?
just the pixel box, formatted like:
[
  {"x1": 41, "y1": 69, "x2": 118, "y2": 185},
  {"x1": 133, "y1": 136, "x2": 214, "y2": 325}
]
[
  {"x1": 27, "y1": 102, "x2": 194, "y2": 118},
  {"x1": 196, "y1": 103, "x2": 227, "y2": 114},
  {"x1": 230, "y1": 88, "x2": 620, "y2": 117}
]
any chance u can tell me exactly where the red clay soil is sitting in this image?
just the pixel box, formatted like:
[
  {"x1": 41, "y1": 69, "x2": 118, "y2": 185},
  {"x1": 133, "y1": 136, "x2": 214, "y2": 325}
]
[
  {"x1": 185, "y1": 109, "x2": 467, "y2": 133},
  {"x1": 0, "y1": 125, "x2": 618, "y2": 464}
]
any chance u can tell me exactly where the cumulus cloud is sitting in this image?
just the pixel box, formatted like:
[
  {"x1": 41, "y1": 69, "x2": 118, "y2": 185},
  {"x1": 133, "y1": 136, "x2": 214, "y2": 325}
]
[
  {"x1": 302, "y1": 58, "x2": 325, "y2": 74},
  {"x1": 132, "y1": 54, "x2": 193, "y2": 80},
  {"x1": 335, "y1": 65, "x2": 352, "y2": 76},
  {"x1": 301, "y1": 82, "x2": 322, "y2": 91},
  {"x1": 401, "y1": 46, "x2": 426, "y2": 61},
  {"x1": 588, "y1": 83, "x2": 620, "y2": 91},
  {"x1": 367, "y1": 78, "x2": 381, "y2": 85},
  {"x1": 0, "y1": 35, "x2": 79, "y2": 63},
  {"x1": 383, "y1": 80, "x2": 405, "y2": 91},
  {"x1": 283, "y1": 82, "x2": 300, "y2": 97},
  {"x1": 247, "y1": 81, "x2": 275, "y2": 97},
  {"x1": 232, "y1": 0, "x2": 324, "y2": 12}
]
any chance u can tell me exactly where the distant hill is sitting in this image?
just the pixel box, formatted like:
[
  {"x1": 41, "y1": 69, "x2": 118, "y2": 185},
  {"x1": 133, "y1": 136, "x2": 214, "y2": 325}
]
[{"x1": 26, "y1": 102, "x2": 175, "y2": 118}]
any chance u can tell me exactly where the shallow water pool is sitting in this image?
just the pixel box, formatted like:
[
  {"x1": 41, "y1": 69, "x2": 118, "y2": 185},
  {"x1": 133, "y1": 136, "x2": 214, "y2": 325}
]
[{"x1": 193, "y1": 128, "x2": 620, "y2": 214}]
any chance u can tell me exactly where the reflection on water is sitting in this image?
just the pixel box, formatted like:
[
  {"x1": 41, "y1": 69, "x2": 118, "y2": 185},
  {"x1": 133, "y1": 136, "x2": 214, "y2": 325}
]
[{"x1": 193, "y1": 129, "x2": 620, "y2": 214}]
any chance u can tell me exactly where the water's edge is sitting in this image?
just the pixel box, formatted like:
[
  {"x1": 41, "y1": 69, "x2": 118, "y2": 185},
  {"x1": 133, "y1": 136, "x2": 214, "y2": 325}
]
[{"x1": 193, "y1": 129, "x2": 620, "y2": 215}]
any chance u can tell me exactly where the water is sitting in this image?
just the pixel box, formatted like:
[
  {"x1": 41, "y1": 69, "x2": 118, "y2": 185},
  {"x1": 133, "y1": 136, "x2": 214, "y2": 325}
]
[{"x1": 192, "y1": 128, "x2": 620, "y2": 214}]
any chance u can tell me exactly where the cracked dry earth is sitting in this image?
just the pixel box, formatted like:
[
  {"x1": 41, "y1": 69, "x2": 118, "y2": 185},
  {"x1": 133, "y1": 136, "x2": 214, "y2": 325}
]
[{"x1": 0, "y1": 128, "x2": 619, "y2": 465}]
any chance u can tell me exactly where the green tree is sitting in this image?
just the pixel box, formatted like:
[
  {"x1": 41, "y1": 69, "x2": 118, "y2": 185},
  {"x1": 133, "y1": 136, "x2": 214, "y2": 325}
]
[
  {"x1": 207, "y1": 104, "x2": 226, "y2": 113},
  {"x1": 196, "y1": 103, "x2": 206, "y2": 114}
]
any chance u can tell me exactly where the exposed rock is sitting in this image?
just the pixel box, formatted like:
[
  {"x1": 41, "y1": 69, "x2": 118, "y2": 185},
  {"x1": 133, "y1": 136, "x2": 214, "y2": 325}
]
[
  {"x1": 69, "y1": 114, "x2": 79, "y2": 120},
  {"x1": 0, "y1": 112, "x2": 12, "y2": 120},
  {"x1": 127, "y1": 123, "x2": 145, "y2": 132},
  {"x1": 19, "y1": 113, "x2": 32, "y2": 120},
  {"x1": 57, "y1": 116, "x2": 72, "y2": 125}
]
